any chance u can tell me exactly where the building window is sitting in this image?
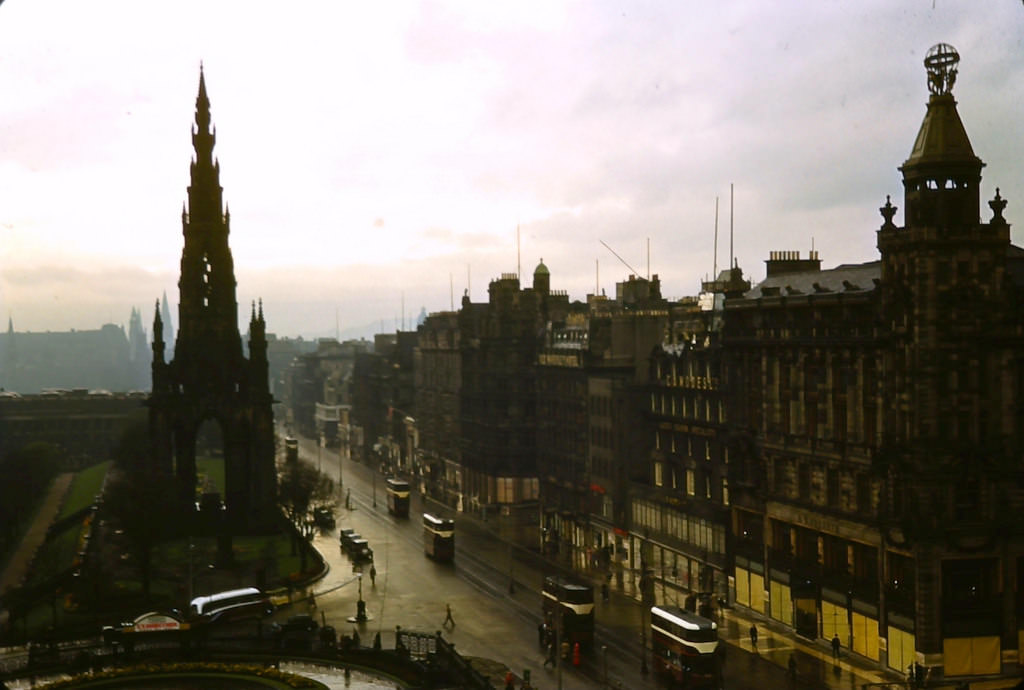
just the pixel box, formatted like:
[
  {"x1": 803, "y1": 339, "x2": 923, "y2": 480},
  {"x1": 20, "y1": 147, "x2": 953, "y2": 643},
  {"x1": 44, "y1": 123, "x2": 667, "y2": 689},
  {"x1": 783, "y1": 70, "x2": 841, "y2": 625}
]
[
  {"x1": 722, "y1": 478, "x2": 729, "y2": 506},
  {"x1": 686, "y1": 469, "x2": 695, "y2": 496},
  {"x1": 798, "y1": 463, "x2": 811, "y2": 501},
  {"x1": 654, "y1": 462, "x2": 663, "y2": 487},
  {"x1": 856, "y1": 474, "x2": 871, "y2": 514}
]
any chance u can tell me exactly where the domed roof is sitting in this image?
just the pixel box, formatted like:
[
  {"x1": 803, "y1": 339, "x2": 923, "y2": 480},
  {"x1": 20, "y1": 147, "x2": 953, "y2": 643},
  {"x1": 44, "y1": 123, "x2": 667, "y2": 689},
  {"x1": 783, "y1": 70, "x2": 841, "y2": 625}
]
[{"x1": 534, "y1": 259, "x2": 549, "y2": 275}]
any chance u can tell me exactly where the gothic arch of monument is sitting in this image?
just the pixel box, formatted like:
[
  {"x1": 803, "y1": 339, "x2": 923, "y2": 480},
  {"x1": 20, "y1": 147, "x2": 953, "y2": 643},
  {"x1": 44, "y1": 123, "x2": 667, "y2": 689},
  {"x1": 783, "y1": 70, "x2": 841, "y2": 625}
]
[{"x1": 149, "y1": 68, "x2": 276, "y2": 528}]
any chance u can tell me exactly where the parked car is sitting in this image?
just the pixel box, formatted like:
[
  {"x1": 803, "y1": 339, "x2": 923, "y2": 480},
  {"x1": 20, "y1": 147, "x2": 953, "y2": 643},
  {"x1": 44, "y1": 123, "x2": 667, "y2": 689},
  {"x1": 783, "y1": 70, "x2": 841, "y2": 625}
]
[
  {"x1": 313, "y1": 507, "x2": 335, "y2": 529},
  {"x1": 339, "y1": 529, "x2": 360, "y2": 551},
  {"x1": 349, "y1": 538, "x2": 373, "y2": 563}
]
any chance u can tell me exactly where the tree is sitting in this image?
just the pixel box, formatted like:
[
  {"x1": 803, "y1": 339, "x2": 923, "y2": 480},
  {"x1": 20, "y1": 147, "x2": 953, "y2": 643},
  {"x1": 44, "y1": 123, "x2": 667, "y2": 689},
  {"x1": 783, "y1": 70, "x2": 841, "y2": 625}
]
[
  {"x1": 102, "y1": 468, "x2": 178, "y2": 599},
  {"x1": 0, "y1": 442, "x2": 62, "y2": 557},
  {"x1": 278, "y1": 459, "x2": 335, "y2": 538},
  {"x1": 112, "y1": 419, "x2": 151, "y2": 473},
  {"x1": 278, "y1": 459, "x2": 335, "y2": 572}
]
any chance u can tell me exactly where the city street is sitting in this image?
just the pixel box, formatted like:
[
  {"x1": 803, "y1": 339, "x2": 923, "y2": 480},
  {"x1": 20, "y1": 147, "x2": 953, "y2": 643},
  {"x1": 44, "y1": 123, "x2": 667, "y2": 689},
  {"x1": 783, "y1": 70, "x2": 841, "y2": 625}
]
[
  {"x1": 290, "y1": 434, "x2": 898, "y2": 689},
  {"x1": 290, "y1": 434, "x2": 597, "y2": 689}
]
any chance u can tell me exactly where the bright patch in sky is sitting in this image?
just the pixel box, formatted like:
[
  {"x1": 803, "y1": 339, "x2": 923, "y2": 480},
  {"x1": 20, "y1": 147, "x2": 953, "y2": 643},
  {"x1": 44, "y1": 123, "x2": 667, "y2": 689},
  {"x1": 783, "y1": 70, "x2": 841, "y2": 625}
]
[{"x1": 0, "y1": 1, "x2": 1022, "y2": 337}]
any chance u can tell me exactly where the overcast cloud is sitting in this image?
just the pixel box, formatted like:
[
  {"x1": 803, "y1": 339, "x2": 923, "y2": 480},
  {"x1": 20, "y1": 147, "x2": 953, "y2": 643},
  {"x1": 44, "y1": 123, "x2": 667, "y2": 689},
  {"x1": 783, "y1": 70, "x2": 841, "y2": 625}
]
[{"x1": 0, "y1": 1, "x2": 1022, "y2": 338}]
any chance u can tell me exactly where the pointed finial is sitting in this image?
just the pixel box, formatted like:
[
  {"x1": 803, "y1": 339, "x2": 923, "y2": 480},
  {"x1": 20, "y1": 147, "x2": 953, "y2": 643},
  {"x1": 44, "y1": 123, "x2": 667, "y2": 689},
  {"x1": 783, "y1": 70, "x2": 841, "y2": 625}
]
[{"x1": 258, "y1": 298, "x2": 264, "y2": 321}]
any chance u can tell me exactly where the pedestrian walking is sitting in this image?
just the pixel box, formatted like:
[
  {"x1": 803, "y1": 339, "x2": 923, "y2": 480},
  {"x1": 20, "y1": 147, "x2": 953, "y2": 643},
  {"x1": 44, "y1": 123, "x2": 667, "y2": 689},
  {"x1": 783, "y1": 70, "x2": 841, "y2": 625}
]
[
  {"x1": 443, "y1": 603, "x2": 455, "y2": 628},
  {"x1": 832, "y1": 632, "x2": 841, "y2": 660},
  {"x1": 504, "y1": 669, "x2": 515, "y2": 689},
  {"x1": 601, "y1": 582, "x2": 609, "y2": 602},
  {"x1": 749, "y1": 623, "x2": 758, "y2": 648},
  {"x1": 369, "y1": 564, "x2": 377, "y2": 587},
  {"x1": 788, "y1": 653, "x2": 798, "y2": 685},
  {"x1": 543, "y1": 641, "x2": 555, "y2": 668}
]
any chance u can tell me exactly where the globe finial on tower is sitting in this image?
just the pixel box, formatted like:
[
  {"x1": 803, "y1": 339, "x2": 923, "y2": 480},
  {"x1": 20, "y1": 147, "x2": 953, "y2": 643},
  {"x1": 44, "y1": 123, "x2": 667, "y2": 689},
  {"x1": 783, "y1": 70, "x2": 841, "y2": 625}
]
[{"x1": 925, "y1": 43, "x2": 959, "y2": 96}]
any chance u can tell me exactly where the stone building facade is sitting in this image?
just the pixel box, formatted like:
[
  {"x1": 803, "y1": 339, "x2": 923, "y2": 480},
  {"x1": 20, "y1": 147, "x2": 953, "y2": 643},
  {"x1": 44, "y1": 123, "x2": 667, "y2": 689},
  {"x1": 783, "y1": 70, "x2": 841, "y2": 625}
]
[{"x1": 723, "y1": 47, "x2": 1024, "y2": 678}]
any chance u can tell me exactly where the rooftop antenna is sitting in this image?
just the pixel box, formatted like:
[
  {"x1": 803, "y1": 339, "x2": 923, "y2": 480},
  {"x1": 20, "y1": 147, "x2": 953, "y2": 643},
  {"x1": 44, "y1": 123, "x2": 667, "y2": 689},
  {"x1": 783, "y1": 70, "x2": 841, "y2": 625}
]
[
  {"x1": 449, "y1": 272, "x2": 454, "y2": 311},
  {"x1": 713, "y1": 196, "x2": 719, "y2": 280},
  {"x1": 600, "y1": 239, "x2": 641, "y2": 276},
  {"x1": 401, "y1": 292, "x2": 405, "y2": 331},
  {"x1": 730, "y1": 183, "x2": 735, "y2": 273},
  {"x1": 646, "y1": 237, "x2": 650, "y2": 280},
  {"x1": 467, "y1": 264, "x2": 471, "y2": 302},
  {"x1": 335, "y1": 307, "x2": 339, "y2": 341},
  {"x1": 595, "y1": 259, "x2": 599, "y2": 296},
  {"x1": 517, "y1": 224, "x2": 521, "y2": 280}
]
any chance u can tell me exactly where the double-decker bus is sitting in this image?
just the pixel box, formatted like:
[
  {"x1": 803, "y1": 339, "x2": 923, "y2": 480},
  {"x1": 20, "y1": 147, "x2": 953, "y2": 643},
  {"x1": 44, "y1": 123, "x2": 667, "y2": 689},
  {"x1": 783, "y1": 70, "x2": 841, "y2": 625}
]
[
  {"x1": 542, "y1": 576, "x2": 595, "y2": 652},
  {"x1": 650, "y1": 605, "x2": 722, "y2": 689},
  {"x1": 284, "y1": 437, "x2": 298, "y2": 463},
  {"x1": 385, "y1": 477, "x2": 411, "y2": 517},
  {"x1": 423, "y1": 513, "x2": 454, "y2": 562}
]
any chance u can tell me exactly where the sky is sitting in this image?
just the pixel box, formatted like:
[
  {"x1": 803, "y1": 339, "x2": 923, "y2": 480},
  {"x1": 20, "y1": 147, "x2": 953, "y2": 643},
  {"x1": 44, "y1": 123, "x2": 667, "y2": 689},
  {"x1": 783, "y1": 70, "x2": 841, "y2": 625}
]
[{"x1": 1, "y1": 1, "x2": 1022, "y2": 340}]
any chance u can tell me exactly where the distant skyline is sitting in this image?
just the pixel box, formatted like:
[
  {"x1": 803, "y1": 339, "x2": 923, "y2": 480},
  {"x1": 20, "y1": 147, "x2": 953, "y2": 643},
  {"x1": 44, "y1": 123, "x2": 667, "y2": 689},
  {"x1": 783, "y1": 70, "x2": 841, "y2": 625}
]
[{"x1": 1, "y1": 1, "x2": 1023, "y2": 339}]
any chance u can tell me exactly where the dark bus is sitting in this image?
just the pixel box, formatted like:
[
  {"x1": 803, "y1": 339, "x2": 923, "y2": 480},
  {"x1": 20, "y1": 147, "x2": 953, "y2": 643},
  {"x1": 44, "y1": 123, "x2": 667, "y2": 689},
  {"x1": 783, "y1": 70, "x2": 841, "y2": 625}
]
[
  {"x1": 542, "y1": 575, "x2": 595, "y2": 651},
  {"x1": 284, "y1": 437, "x2": 298, "y2": 463},
  {"x1": 423, "y1": 513, "x2": 454, "y2": 562},
  {"x1": 385, "y1": 477, "x2": 411, "y2": 517},
  {"x1": 650, "y1": 605, "x2": 722, "y2": 689}
]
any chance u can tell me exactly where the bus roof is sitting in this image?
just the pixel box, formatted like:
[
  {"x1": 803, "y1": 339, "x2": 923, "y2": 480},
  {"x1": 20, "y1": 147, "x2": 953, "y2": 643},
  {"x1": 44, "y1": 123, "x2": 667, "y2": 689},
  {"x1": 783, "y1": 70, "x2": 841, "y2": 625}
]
[
  {"x1": 190, "y1": 587, "x2": 261, "y2": 609},
  {"x1": 544, "y1": 575, "x2": 591, "y2": 592},
  {"x1": 651, "y1": 605, "x2": 717, "y2": 631}
]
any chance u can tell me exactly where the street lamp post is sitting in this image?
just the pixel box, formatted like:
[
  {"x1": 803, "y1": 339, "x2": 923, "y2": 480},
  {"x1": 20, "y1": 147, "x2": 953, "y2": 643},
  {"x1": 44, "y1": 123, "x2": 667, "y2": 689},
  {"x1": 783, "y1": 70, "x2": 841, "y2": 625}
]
[
  {"x1": 355, "y1": 573, "x2": 367, "y2": 623},
  {"x1": 556, "y1": 597, "x2": 563, "y2": 690}
]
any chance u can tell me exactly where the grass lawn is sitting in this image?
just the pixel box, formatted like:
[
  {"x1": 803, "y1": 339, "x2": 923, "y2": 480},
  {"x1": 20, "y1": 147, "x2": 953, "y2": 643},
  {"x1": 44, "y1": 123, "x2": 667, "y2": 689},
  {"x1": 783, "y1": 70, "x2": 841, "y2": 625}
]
[
  {"x1": 195, "y1": 456, "x2": 225, "y2": 497},
  {"x1": 58, "y1": 461, "x2": 111, "y2": 520}
]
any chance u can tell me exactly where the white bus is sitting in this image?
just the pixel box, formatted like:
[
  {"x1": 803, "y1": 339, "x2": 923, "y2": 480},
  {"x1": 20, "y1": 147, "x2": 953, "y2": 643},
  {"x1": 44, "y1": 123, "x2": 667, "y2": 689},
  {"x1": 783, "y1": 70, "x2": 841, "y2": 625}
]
[{"x1": 189, "y1": 587, "x2": 273, "y2": 623}]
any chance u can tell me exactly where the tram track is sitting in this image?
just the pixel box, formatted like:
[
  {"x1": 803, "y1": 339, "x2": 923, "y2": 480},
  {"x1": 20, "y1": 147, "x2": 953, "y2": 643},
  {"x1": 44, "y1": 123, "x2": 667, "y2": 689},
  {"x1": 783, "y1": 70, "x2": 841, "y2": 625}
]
[
  {"x1": 305, "y1": 441, "x2": 644, "y2": 686},
  {"x1": 341, "y1": 477, "x2": 642, "y2": 687}
]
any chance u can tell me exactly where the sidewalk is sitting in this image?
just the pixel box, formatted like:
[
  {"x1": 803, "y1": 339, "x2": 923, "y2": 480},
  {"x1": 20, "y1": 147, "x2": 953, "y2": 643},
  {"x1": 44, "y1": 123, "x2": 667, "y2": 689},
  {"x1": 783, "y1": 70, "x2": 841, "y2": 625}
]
[{"x1": 449, "y1": 498, "x2": 908, "y2": 690}]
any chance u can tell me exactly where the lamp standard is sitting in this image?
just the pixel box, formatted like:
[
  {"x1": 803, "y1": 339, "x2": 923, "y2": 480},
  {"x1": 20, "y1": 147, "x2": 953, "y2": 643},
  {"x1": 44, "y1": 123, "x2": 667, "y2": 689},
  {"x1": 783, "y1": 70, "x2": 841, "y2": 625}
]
[{"x1": 556, "y1": 593, "x2": 563, "y2": 690}]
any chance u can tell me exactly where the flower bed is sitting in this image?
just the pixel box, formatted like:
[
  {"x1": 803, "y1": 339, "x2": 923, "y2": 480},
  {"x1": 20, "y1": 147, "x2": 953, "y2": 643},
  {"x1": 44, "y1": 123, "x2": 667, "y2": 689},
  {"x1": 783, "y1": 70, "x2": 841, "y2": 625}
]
[{"x1": 34, "y1": 661, "x2": 328, "y2": 689}]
